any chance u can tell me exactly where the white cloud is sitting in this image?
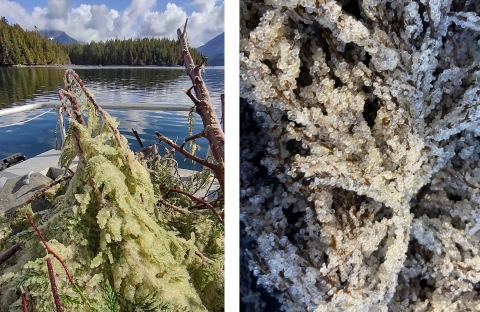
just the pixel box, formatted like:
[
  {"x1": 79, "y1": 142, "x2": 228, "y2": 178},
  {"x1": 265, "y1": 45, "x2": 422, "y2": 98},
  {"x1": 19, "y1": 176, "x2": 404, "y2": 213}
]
[
  {"x1": 0, "y1": 0, "x2": 224, "y2": 46},
  {"x1": 138, "y1": 3, "x2": 187, "y2": 40},
  {"x1": 138, "y1": 1, "x2": 224, "y2": 47},
  {"x1": 46, "y1": 0, "x2": 70, "y2": 19},
  {"x1": 193, "y1": 0, "x2": 216, "y2": 13},
  {"x1": 187, "y1": 1, "x2": 224, "y2": 47},
  {"x1": 0, "y1": 0, "x2": 35, "y2": 29}
]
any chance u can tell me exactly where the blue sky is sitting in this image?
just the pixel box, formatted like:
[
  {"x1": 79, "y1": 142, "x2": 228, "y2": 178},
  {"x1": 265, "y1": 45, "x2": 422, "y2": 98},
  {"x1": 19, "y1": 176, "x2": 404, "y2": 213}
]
[{"x1": 0, "y1": 0, "x2": 224, "y2": 46}]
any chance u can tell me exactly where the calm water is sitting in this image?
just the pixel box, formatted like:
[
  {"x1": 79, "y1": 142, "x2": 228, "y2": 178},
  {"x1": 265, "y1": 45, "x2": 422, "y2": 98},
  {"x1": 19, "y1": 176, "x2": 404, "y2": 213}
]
[{"x1": 0, "y1": 66, "x2": 224, "y2": 170}]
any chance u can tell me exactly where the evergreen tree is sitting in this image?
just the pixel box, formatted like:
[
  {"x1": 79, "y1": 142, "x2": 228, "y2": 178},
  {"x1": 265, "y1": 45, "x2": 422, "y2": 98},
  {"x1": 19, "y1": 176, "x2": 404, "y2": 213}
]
[
  {"x1": 65, "y1": 36, "x2": 203, "y2": 66},
  {"x1": 0, "y1": 16, "x2": 70, "y2": 65}
]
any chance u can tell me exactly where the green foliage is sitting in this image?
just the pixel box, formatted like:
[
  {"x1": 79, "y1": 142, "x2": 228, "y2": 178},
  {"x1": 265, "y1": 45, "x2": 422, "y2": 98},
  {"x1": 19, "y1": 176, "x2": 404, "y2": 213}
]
[
  {"x1": 0, "y1": 71, "x2": 224, "y2": 311},
  {"x1": 0, "y1": 16, "x2": 202, "y2": 67},
  {"x1": 65, "y1": 37, "x2": 203, "y2": 66},
  {"x1": 0, "y1": 17, "x2": 70, "y2": 65}
]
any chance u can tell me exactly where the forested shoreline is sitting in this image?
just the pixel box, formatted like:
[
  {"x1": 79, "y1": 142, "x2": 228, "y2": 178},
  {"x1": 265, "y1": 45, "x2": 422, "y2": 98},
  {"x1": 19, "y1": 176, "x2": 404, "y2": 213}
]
[
  {"x1": 66, "y1": 37, "x2": 203, "y2": 66},
  {"x1": 0, "y1": 17, "x2": 70, "y2": 65},
  {"x1": 0, "y1": 17, "x2": 203, "y2": 67}
]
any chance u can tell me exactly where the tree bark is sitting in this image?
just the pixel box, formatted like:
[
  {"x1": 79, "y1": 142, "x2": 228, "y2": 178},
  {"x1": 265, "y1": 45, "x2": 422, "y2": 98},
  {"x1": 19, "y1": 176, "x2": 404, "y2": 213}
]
[{"x1": 177, "y1": 19, "x2": 225, "y2": 192}]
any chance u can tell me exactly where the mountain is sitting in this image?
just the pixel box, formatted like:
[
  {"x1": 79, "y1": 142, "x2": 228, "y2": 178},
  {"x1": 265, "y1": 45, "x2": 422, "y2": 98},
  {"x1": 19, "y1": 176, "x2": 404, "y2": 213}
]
[
  {"x1": 196, "y1": 32, "x2": 224, "y2": 66},
  {"x1": 38, "y1": 30, "x2": 80, "y2": 45}
]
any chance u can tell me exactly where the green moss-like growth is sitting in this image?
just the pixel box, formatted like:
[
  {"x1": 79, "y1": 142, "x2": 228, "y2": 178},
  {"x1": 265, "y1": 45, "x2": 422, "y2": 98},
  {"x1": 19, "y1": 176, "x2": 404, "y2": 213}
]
[{"x1": 0, "y1": 71, "x2": 224, "y2": 311}]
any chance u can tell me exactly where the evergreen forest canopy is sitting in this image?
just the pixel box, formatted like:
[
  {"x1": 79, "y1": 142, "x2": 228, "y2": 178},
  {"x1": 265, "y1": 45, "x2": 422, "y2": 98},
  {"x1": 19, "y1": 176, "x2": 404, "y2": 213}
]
[
  {"x1": 65, "y1": 37, "x2": 203, "y2": 66},
  {"x1": 0, "y1": 17, "x2": 70, "y2": 65},
  {"x1": 0, "y1": 17, "x2": 203, "y2": 66}
]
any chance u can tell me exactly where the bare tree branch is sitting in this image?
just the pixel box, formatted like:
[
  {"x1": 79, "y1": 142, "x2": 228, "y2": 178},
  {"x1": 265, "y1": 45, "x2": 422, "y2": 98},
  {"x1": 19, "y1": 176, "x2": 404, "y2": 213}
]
[
  {"x1": 158, "y1": 198, "x2": 191, "y2": 215},
  {"x1": 159, "y1": 186, "x2": 223, "y2": 223},
  {"x1": 0, "y1": 244, "x2": 21, "y2": 266},
  {"x1": 155, "y1": 131, "x2": 219, "y2": 172},
  {"x1": 177, "y1": 19, "x2": 225, "y2": 192}
]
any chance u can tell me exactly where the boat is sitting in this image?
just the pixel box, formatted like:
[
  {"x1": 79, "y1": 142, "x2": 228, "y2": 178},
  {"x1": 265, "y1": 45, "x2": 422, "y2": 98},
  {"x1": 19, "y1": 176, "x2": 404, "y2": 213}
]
[{"x1": 0, "y1": 102, "x2": 218, "y2": 215}]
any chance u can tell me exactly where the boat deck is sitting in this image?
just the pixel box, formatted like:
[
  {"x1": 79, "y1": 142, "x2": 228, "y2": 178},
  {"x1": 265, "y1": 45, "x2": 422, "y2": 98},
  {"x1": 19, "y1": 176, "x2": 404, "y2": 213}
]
[{"x1": 0, "y1": 149, "x2": 218, "y2": 215}]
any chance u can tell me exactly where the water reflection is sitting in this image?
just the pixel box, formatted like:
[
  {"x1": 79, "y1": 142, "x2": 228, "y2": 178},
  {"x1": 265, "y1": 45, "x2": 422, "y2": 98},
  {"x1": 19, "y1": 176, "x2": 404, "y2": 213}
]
[
  {"x1": 0, "y1": 67, "x2": 224, "y2": 170},
  {"x1": 0, "y1": 67, "x2": 65, "y2": 109}
]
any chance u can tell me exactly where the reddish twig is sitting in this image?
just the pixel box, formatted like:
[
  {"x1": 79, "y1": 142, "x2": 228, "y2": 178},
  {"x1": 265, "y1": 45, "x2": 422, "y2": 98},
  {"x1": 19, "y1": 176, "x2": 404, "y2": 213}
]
[
  {"x1": 58, "y1": 89, "x2": 85, "y2": 126},
  {"x1": 46, "y1": 257, "x2": 63, "y2": 312},
  {"x1": 160, "y1": 186, "x2": 223, "y2": 224},
  {"x1": 195, "y1": 250, "x2": 211, "y2": 263},
  {"x1": 188, "y1": 197, "x2": 224, "y2": 210},
  {"x1": 24, "y1": 173, "x2": 73, "y2": 206},
  {"x1": 0, "y1": 244, "x2": 21, "y2": 266},
  {"x1": 26, "y1": 215, "x2": 75, "y2": 286},
  {"x1": 21, "y1": 288, "x2": 28, "y2": 312},
  {"x1": 195, "y1": 250, "x2": 224, "y2": 278},
  {"x1": 155, "y1": 131, "x2": 218, "y2": 172},
  {"x1": 63, "y1": 70, "x2": 125, "y2": 149},
  {"x1": 158, "y1": 198, "x2": 191, "y2": 215}
]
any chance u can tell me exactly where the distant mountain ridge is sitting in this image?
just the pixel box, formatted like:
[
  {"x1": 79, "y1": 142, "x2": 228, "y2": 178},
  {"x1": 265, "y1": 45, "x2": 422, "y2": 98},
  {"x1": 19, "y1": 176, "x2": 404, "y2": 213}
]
[
  {"x1": 38, "y1": 30, "x2": 80, "y2": 45},
  {"x1": 196, "y1": 32, "x2": 224, "y2": 66}
]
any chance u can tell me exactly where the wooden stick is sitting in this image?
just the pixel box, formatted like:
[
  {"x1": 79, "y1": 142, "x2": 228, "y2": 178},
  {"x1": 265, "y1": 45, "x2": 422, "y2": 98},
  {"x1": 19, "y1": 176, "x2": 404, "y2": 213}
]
[
  {"x1": 132, "y1": 128, "x2": 144, "y2": 148},
  {"x1": 0, "y1": 243, "x2": 21, "y2": 266},
  {"x1": 181, "y1": 131, "x2": 205, "y2": 148}
]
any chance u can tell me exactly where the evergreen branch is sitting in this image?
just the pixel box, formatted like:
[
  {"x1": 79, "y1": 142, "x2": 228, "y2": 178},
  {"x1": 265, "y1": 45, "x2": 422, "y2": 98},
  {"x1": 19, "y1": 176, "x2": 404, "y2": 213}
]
[
  {"x1": 26, "y1": 214, "x2": 94, "y2": 309},
  {"x1": 118, "y1": 290, "x2": 167, "y2": 312},
  {"x1": 103, "y1": 279, "x2": 117, "y2": 312}
]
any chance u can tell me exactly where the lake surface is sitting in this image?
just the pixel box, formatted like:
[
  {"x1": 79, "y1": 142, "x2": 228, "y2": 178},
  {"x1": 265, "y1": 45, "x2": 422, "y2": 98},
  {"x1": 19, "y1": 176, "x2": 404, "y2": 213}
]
[{"x1": 0, "y1": 66, "x2": 224, "y2": 170}]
